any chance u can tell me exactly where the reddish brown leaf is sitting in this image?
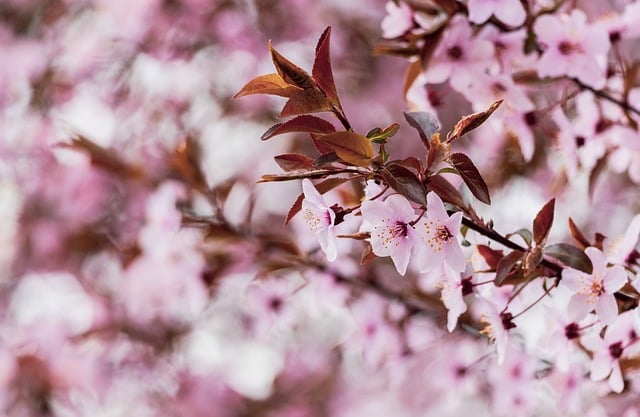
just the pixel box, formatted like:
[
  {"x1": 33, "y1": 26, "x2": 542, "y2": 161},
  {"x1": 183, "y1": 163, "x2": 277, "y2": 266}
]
[
  {"x1": 261, "y1": 115, "x2": 336, "y2": 141},
  {"x1": 311, "y1": 133, "x2": 333, "y2": 154},
  {"x1": 381, "y1": 163, "x2": 427, "y2": 205},
  {"x1": 234, "y1": 73, "x2": 302, "y2": 98},
  {"x1": 361, "y1": 242, "x2": 376, "y2": 265},
  {"x1": 313, "y1": 152, "x2": 341, "y2": 168},
  {"x1": 312, "y1": 27, "x2": 341, "y2": 107},
  {"x1": 284, "y1": 177, "x2": 350, "y2": 224},
  {"x1": 280, "y1": 89, "x2": 333, "y2": 117},
  {"x1": 274, "y1": 154, "x2": 316, "y2": 172},
  {"x1": 447, "y1": 100, "x2": 503, "y2": 142},
  {"x1": 533, "y1": 198, "x2": 555, "y2": 245},
  {"x1": 398, "y1": 156, "x2": 423, "y2": 173},
  {"x1": 269, "y1": 41, "x2": 315, "y2": 89},
  {"x1": 403, "y1": 59, "x2": 423, "y2": 97},
  {"x1": 258, "y1": 169, "x2": 336, "y2": 182},
  {"x1": 316, "y1": 131, "x2": 374, "y2": 167},
  {"x1": 568, "y1": 217, "x2": 591, "y2": 250},
  {"x1": 449, "y1": 153, "x2": 491, "y2": 204},
  {"x1": 495, "y1": 251, "x2": 524, "y2": 286},
  {"x1": 477, "y1": 244, "x2": 504, "y2": 270},
  {"x1": 427, "y1": 174, "x2": 466, "y2": 209}
]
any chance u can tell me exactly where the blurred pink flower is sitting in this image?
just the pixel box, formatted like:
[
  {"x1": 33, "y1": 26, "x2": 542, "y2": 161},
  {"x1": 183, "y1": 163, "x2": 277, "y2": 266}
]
[
  {"x1": 561, "y1": 247, "x2": 627, "y2": 325},
  {"x1": 381, "y1": 1, "x2": 414, "y2": 39},
  {"x1": 468, "y1": 0, "x2": 526, "y2": 27},
  {"x1": 361, "y1": 194, "x2": 423, "y2": 275},
  {"x1": 437, "y1": 264, "x2": 471, "y2": 332},
  {"x1": 534, "y1": 10, "x2": 610, "y2": 89},
  {"x1": 301, "y1": 179, "x2": 338, "y2": 262}
]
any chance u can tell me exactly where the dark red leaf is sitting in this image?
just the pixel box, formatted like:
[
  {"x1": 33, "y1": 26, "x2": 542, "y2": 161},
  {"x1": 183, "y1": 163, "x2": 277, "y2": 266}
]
[
  {"x1": 312, "y1": 27, "x2": 341, "y2": 108},
  {"x1": 544, "y1": 243, "x2": 593, "y2": 274},
  {"x1": 533, "y1": 198, "x2": 555, "y2": 245},
  {"x1": 568, "y1": 217, "x2": 591, "y2": 250},
  {"x1": 447, "y1": 100, "x2": 503, "y2": 142},
  {"x1": 449, "y1": 152, "x2": 491, "y2": 204},
  {"x1": 234, "y1": 73, "x2": 302, "y2": 99},
  {"x1": 477, "y1": 244, "x2": 504, "y2": 270},
  {"x1": 261, "y1": 115, "x2": 336, "y2": 141},
  {"x1": 495, "y1": 251, "x2": 524, "y2": 286},
  {"x1": 313, "y1": 152, "x2": 341, "y2": 168},
  {"x1": 381, "y1": 163, "x2": 427, "y2": 205},
  {"x1": 280, "y1": 89, "x2": 333, "y2": 117},
  {"x1": 269, "y1": 41, "x2": 315, "y2": 89},
  {"x1": 311, "y1": 133, "x2": 333, "y2": 154},
  {"x1": 274, "y1": 154, "x2": 316, "y2": 172},
  {"x1": 427, "y1": 174, "x2": 466, "y2": 209},
  {"x1": 285, "y1": 193, "x2": 305, "y2": 225},
  {"x1": 403, "y1": 59, "x2": 423, "y2": 97},
  {"x1": 258, "y1": 169, "x2": 336, "y2": 182}
]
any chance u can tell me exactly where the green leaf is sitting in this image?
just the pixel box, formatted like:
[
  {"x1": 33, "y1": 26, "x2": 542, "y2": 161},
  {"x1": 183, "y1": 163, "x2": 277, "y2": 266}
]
[
  {"x1": 544, "y1": 243, "x2": 593, "y2": 274},
  {"x1": 316, "y1": 131, "x2": 374, "y2": 167},
  {"x1": 449, "y1": 152, "x2": 491, "y2": 204}
]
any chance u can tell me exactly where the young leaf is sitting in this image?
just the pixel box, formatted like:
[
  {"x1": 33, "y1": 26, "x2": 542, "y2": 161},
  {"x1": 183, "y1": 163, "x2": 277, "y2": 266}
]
[
  {"x1": 312, "y1": 27, "x2": 341, "y2": 107},
  {"x1": 234, "y1": 73, "x2": 302, "y2": 98},
  {"x1": 404, "y1": 111, "x2": 440, "y2": 149},
  {"x1": 449, "y1": 152, "x2": 491, "y2": 204},
  {"x1": 477, "y1": 244, "x2": 504, "y2": 270},
  {"x1": 316, "y1": 131, "x2": 374, "y2": 167},
  {"x1": 381, "y1": 163, "x2": 427, "y2": 205},
  {"x1": 495, "y1": 251, "x2": 524, "y2": 286},
  {"x1": 533, "y1": 198, "x2": 555, "y2": 245},
  {"x1": 544, "y1": 243, "x2": 593, "y2": 274},
  {"x1": 447, "y1": 99, "x2": 503, "y2": 142},
  {"x1": 261, "y1": 115, "x2": 336, "y2": 141},
  {"x1": 270, "y1": 41, "x2": 315, "y2": 89},
  {"x1": 280, "y1": 89, "x2": 333, "y2": 117},
  {"x1": 274, "y1": 154, "x2": 316, "y2": 172},
  {"x1": 568, "y1": 217, "x2": 591, "y2": 250},
  {"x1": 313, "y1": 152, "x2": 341, "y2": 168}
]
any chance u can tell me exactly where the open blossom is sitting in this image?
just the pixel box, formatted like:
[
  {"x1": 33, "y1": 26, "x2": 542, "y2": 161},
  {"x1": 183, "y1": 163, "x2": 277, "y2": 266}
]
[
  {"x1": 417, "y1": 192, "x2": 465, "y2": 274},
  {"x1": 582, "y1": 310, "x2": 640, "y2": 393},
  {"x1": 301, "y1": 179, "x2": 338, "y2": 262},
  {"x1": 561, "y1": 247, "x2": 627, "y2": 325},
  {"x1": 534, "y1": 10, "x2": 610, "y2": 89},
  {"x1": 468, "y1": 0, "x2": 526, "y2": 27},
  {"x1": 381, "y1": 1, "x2": 414, "y2": 39},
  {"x1": 606, "y1": 214, "x2": 640, "y2": 266},
  {"x1": 437, "y1": 264, "x2": 472, "y2": 332},
  {"x1": 360, "y1": 194, "x2": 423, "y2": 276}
]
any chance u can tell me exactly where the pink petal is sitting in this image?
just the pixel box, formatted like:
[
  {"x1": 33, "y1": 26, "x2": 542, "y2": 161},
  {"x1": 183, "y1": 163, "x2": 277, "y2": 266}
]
[
  {"x1": 467, "y1": 0, "x2": 494, "y2": 24},
  {"x1": 590, "y1": 352, "x2": 612, "y2": 381},
  {"x1": 426, "y1": 192, "x2": 448, "y2": 221},
  {"x1": 390, "y1": 238, "x2": 413, "y2": 276},
  {"x1": 386, "y1": 194, "x2": 417, "y2": 222},
  {"x1": 318, "y1": 229, "x2": 337, "y2": 262},
  {"x1": 585, "y1": 247, "x2": 607, "y2": 276},
  {"x1": 567, "y1": 294, "x2": 591, "y2": 321},
  {"x1": 609, "y1": 361, "x2": 624, "y2": 393},
  {"x1": 361, "y1": 200, "x2": 393, "y2": 223},
  {"x1": 561, "y1": 268, "x2": 587, "y2": 293},
  {"x1": 302, "y1": 179, "x2": 326, "y2": 208},
  {"x1": 595, "y1": 295, "x2": 618, "y2": 325},
  {"x1": 537, "y1": 50, "x2": 568, "y2": 78},
  {"x1": 605, "y1": 265, "x2": 628, "y2": 293},
  {"x1": 494, "y1": 0, "x2": 526, "y2": 26}
]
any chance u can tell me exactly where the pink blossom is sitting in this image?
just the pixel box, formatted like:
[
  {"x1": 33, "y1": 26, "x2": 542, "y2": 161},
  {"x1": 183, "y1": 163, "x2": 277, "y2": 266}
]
[
  {"x1": 468, "y1": 0, "x2": 526, "y2": 27},
  {"x1": 534, "y1": 10, "x2": 610, "y2": 88},
  {"x1": 475, "y1": 297, "x2": 513, "y2": 363},
  {"x1": 416, "y1": 192, "x2": 465, "y2": 274},
  {"x1": 422, "y1": 15, "x2": 495, "y2": 91},
  {"x1": 361, "y1": 194, "x2": 423, "y2": 275},
  {"x1": 582, "y1": 310, "x2": 640, "y2": 393},
  {"x1": 436, "y1": 264, "x2": 472, "y2": 332},
  {"x1": 381, "y1": 1, "x2": 414, "y2": 39},
  {"x1": 561, "y1": 247, "x2": 627, "y2": 325},
  {"x1": 301, "y1": 179, "x2": 338, "y2": 262},
  {"x1": 606, "y1": 214, "x2": 640, "y2": 265}
]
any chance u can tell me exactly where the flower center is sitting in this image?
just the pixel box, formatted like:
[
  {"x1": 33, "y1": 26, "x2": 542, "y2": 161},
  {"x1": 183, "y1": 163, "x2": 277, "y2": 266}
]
[
  {"x1": 447, "y1": 45, "x2": 463, "y2": 61},
  {"x1": 564, "y1": 322, "x2": 580, "y2": 340},
  {"x1": 558, "y1": 40, "x2": 580, "y2": 55},
  {"x1": 590, "y1": 279, "x2": 605, "y2": 297},
  {"x1": 609, "y1": 341, "x2": 624, "y2": 359},
  {"x1": 436, "y1": 225, "x2": 453, "y2": 242},
  {"x1": 392, "y1": 221, "x2": 409, "y2": 238}
]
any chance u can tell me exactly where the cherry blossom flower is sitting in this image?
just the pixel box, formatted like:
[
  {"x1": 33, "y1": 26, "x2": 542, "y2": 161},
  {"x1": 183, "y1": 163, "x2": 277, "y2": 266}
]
[
  {"x1": 534, "y1": 10, "x2": 610, "y2": 89},
  {"x1": 475, "y1": 297, "x2": 514, "y2": 363},
  {"x1": 582, "y1": 310, "x2": 640, "y2": 393},
  {"x1": 561, "y1": 247, "x2": 628, "y2": 325},
  {"x1": 467, "y1": 0, "x2": 526, "y2": 27},
  {"x1": 301, "y1": 179, "x2": 338, "y2": 262},
  {"x1": 381, "y1": 1, "x2": 414, "y2": 39},
  {"x1": 436, "y1": 263, "x2": 472, "y2": 332},
  {"x1": 422, "y1": 15, "x2": 495, "y2": 91},
  {"x1": 416, "y1": 192, "x2": 465, "y2": 274},
  {"x1": 361, "y1": 194, "x2": 423, "y2": 275},
  {"x1": 606, "y1": 214, "x2": 640, "y2": 266}
]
